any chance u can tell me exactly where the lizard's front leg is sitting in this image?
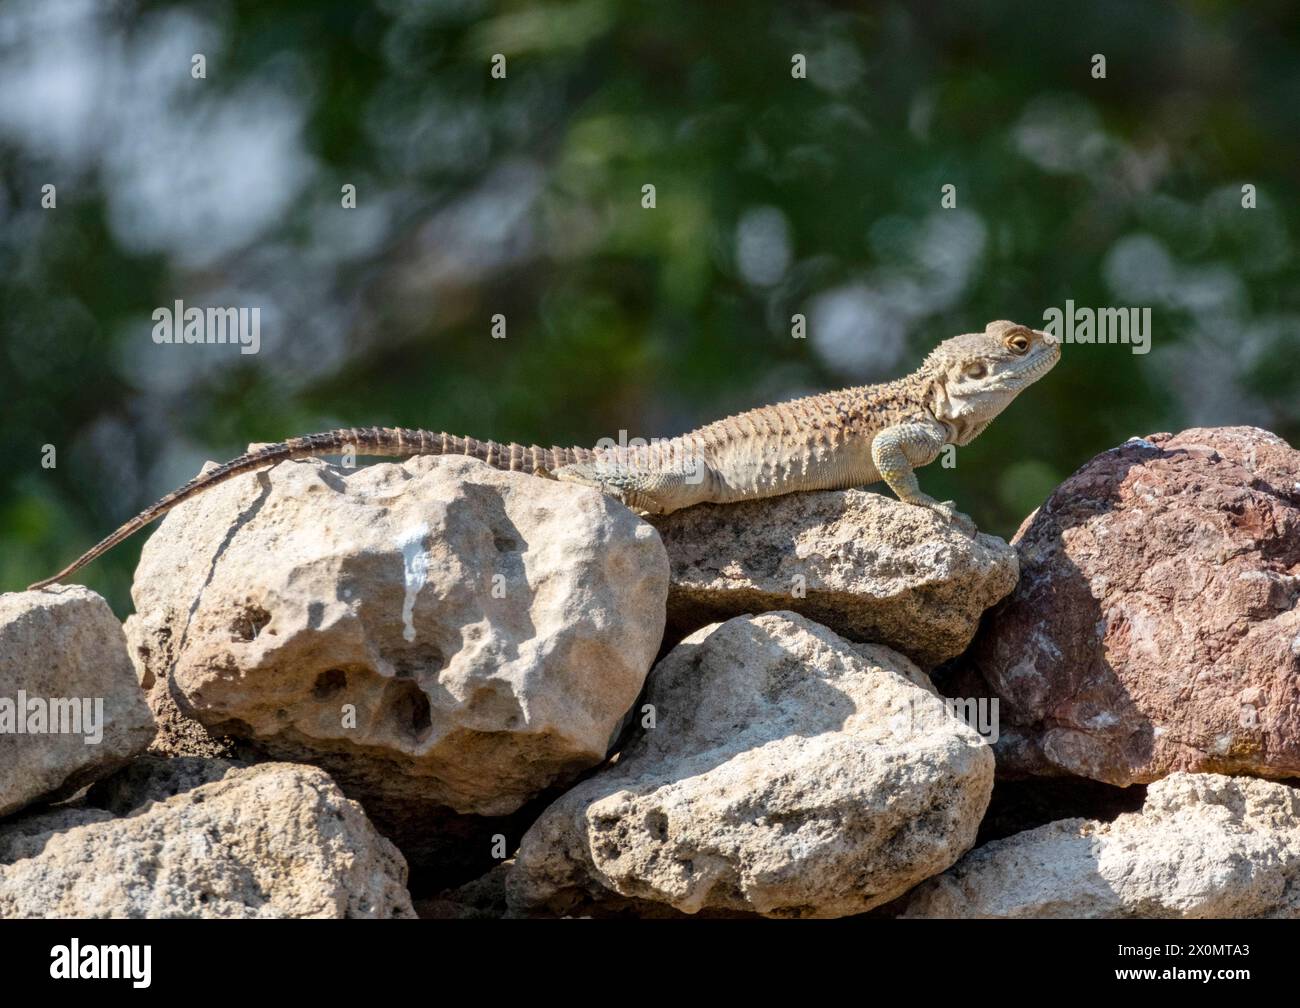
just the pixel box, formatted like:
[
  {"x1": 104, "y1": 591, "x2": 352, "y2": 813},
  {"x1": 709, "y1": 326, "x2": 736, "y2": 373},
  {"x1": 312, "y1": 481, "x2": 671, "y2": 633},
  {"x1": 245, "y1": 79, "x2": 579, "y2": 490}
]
[{"x1": 870, "y1": 422, "x2": 975, "y2": 534}]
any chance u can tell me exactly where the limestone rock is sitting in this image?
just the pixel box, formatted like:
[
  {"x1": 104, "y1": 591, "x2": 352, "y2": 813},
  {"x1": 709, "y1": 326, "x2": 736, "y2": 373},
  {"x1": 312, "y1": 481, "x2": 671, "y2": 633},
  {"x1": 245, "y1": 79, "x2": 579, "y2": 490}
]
[
  {"x1": 900, "y1": 773, "x2": 1300, "y2": 918},
  {"x1": 125, "y1": 455, "x2": 669, "y2": 820},
  {"x1": 0, "y1": 759, "x2": 415, "y2": 918},
  {"x1": 509, "y1": 612, "x2": 994, "y2": 918},
  {"x1": 0, "y1": 587, "x2": 155, "y2": 818},
  {"x1": 959, "y1": 427, "x2": 1300, "y2": 785},
  {"x1": 651, "y1": 490, "x2": 1019, "y2": 668}
]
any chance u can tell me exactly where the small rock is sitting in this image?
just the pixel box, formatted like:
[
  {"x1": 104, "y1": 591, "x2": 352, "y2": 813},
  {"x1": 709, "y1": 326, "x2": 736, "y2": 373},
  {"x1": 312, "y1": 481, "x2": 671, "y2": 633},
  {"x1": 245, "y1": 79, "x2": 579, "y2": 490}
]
[
  {"x1": 509, "y1": 612, "x2": 993, "y2": 918},
  {"x1": 651, "y1": 490, "x2": 1019, "y2": 668},
  {"x1": 900, "y1": 773, "x2": 1300, "y2": 918},
  {"x1": 0, "y1": 759, "x2": 415, "y2": 918},
  {"x1": 960, "y1": 427, "x2": 1300, "y2": 785},
  {"x1": 0, "y1": 587, "x2": 155, "y2": 818}
]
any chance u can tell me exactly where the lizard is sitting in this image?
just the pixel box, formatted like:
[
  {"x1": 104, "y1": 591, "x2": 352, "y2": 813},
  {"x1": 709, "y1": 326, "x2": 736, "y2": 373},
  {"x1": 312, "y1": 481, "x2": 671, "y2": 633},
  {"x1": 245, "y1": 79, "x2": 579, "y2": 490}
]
[{"x1": 28, "y1": 320, "x2": 1059, "y2": 590}]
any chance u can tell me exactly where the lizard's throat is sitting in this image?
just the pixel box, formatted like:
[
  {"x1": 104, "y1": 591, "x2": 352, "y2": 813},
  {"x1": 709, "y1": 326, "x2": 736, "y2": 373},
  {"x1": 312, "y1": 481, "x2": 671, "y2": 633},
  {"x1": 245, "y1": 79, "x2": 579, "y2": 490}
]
[
  {"x1": 942, "y1": 410, "x2": 987, "y2": 445},
  {"x1": 930, "y1": 383, "x2": 1014, "y2": 445}
]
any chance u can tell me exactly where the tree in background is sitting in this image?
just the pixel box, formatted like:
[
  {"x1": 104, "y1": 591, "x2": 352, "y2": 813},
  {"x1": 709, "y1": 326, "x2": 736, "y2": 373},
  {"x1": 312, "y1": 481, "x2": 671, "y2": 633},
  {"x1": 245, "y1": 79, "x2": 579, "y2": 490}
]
[{"x1": 2, "y1": 0, "x2": 1297, "y2": 611}]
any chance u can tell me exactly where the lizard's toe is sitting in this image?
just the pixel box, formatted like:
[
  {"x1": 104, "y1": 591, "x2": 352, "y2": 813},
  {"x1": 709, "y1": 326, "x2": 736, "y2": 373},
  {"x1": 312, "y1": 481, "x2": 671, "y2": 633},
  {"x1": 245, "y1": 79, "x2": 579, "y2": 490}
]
[
  {"x1": 553, "y1": 464, "x2": 643, "y2": 510},
  {"x1": 552, "y1": 464, "x2": 601, "y2": 489},
  {"x1": 931, "y1": 499, "x2": 977, "y2": 535}
]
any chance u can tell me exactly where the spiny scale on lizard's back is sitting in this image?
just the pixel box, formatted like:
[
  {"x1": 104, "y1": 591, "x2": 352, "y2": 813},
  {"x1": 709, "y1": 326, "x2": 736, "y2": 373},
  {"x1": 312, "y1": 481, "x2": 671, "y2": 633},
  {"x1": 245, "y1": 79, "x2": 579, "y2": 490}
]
[
  {"x1": 849, "y1": 373, "x2": 935, "y2": 422},
  {"x1": 688, "y1": 374, "x2": 930, "y2": 450},
  {"x1": 689, "y1": 393, "x2": 841, "y2": 452}
]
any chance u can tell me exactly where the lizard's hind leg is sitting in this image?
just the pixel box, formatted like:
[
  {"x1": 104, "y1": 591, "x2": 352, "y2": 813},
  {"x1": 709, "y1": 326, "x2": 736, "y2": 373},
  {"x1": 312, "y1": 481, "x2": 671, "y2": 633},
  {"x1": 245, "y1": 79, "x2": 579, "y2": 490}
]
[
  {"x1": 552, "y1": 456, "x2": 710, "y2": 516},
  {"x1": 552, "y1": 461, "x2": 659, "y2": 513}
]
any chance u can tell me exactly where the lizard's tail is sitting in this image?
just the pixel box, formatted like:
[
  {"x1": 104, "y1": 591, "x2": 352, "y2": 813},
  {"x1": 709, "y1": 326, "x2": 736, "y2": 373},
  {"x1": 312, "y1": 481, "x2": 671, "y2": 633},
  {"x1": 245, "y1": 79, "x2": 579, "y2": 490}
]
[{"x1": 27, "y1": 427, "x2": 591, "y2": 590}]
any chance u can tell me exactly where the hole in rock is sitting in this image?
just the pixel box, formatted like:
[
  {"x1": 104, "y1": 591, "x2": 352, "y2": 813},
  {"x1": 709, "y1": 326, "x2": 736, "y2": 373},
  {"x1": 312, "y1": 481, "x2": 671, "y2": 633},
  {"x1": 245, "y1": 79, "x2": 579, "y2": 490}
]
[
  {"x1": 232, "y1": 605, "x2": 272, "y2": 642},
  {"x1": 391, "y1": 643, "x2": 446, "y2": 678},
  {"x1": 313, "y1": 668, "x2": 349, "y2": 699},
  {"x1": 389, "y1": 679, "x2": 433, "y2": 741}
]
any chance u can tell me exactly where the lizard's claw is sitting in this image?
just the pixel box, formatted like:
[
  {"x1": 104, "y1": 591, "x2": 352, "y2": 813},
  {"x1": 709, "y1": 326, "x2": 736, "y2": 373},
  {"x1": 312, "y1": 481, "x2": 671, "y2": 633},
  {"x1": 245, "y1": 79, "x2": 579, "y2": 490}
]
[{"x1": 929, "y1": 499, "x2": 977, "y2": 536}]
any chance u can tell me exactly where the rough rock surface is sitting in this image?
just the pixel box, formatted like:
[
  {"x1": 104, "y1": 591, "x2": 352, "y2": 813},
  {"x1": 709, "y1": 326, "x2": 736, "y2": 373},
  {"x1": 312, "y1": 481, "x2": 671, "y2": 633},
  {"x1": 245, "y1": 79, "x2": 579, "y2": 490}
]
[
  {"x1": 125, "y1": 454, "x2": 669, "y2": 819},
  {"x1": 509, "y1": 612, "x2": 994, "y2": 918},
  {"x1": 0, "y1": 587, "x2": 155, "y2": 818},
  {"x1": 958, "y1": 427, "x2": 1300, "y2": 785},
  {"x1": 0, "y1": 759, "x2": 415, "y2": 918},
  {"x1": 651, "y1": 490, "x2": 1018, "y2": 668},
  {"x1": 900, "y1": 773, "x2": 1300, "y2": 918}
]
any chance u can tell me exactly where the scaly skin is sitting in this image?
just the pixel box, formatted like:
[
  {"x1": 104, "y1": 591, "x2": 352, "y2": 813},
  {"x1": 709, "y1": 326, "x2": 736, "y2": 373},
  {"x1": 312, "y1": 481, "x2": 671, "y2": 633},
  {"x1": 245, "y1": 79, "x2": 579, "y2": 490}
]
[{"x1": 28, "y1": 320, "x2": 1059, "y2": 590}]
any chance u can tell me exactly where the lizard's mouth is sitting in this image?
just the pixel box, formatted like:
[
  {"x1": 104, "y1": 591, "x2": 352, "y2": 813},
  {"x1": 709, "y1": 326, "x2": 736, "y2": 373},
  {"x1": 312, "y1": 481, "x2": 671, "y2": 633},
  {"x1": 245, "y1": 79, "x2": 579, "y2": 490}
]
[{"x1": 1000, "y1": 346, "x2": 1060, "y2": 389}]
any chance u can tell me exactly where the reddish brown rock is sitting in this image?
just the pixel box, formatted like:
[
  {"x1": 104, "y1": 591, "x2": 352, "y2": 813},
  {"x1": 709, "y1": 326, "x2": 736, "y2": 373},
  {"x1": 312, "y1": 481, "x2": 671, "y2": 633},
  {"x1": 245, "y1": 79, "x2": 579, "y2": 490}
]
[{"x1": 959, "y1": 427, "x2": 1300, "y2": 786}]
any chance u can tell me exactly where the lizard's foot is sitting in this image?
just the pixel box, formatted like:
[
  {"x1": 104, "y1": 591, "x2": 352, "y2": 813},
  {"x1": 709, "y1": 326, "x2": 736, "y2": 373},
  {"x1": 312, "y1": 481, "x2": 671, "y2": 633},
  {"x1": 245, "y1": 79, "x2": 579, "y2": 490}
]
[
  {"x1": 553, "y1": 462, "x2": 672, "y2": 515},
  {"x1": 900, "y1": 493, "x2": 977, "y2": 535},
  {"x1": 553, "y1": 463, "x2": 636, "y2": 507},
  {"x1": 927, "y1": 499, "x2": 977, "y2": 536}
]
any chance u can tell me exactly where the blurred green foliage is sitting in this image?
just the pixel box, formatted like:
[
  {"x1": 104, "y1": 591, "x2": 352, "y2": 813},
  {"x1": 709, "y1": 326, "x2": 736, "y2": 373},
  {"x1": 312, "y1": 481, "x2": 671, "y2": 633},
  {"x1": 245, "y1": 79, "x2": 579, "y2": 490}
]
[{"x1": 2, "y1": 0, "x2": 1298, "y2": 613}]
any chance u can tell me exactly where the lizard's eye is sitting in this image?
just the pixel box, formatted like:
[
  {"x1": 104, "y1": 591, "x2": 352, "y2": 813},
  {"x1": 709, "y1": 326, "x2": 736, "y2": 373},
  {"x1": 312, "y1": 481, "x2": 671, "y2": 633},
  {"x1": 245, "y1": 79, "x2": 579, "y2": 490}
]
[
  {"x1": 964, "y1": 362, "x2": 988, "y2": 380},
  {"x1": 1006, "y1": 333, "x2": 1030, "y2": 355}
]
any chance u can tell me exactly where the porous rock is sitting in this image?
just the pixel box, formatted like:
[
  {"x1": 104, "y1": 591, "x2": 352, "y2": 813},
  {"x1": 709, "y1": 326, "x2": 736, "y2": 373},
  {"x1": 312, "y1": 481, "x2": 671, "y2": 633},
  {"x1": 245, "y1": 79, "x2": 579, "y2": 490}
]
[
  {"x1": 0, "y1": 759, "x2": 415, "y2": 918},
  {"x1": 651, "y1": 490, "x2": 1019, "y2": 668},
  {"x1": 0, "y1": 587, "x2": 155, "y2": 818},
  {"x1": 509, "y1": 611, "x2": 994, "y2": 918},
  {"x1": 125, "y1": 455, "x2": 669, "y2": 820},
  {"x1": 900, "y1": 772, "x2": 1300, "y2": 918}
]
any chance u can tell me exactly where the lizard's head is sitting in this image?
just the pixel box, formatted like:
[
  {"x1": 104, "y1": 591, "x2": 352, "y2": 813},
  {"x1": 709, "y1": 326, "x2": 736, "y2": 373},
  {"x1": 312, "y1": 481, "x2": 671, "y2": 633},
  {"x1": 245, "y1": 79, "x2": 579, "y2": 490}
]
[{"x1": 924, "y1": 320, "x2": 1060, "y2": 444}]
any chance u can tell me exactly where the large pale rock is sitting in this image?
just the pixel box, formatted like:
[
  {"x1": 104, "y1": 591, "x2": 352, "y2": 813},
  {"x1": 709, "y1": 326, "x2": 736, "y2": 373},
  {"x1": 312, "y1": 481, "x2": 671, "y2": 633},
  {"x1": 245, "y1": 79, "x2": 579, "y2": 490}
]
[
  {"x1": 509, "y1": 612, "x2": 994, "y2": 918},
  {"x1": 900, "y1": 773, "x2": 1300, "y2": 918},
  {"x1": 125, "y1": 455, "x2": 669, "y2": 820},
  {"x1": 651, "y1": 490, "x2": 1019, "y2": 668},
  {"x1": 958, "y1": 427, "x2": 1300, "y2": 785},
  {"x1": 0, "y1": 759, "x2": 414, "y2": 918},
  {"x1": 0, "y1": 587, "x2": 155, "y2": 818}
]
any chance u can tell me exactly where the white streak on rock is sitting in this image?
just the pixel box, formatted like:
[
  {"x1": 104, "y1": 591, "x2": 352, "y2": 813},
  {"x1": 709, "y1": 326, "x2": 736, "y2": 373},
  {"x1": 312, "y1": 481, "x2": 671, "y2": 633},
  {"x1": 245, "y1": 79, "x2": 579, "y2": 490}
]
[{"x1": 399, "y1": 523, "x2": 430, "y2": 642}]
